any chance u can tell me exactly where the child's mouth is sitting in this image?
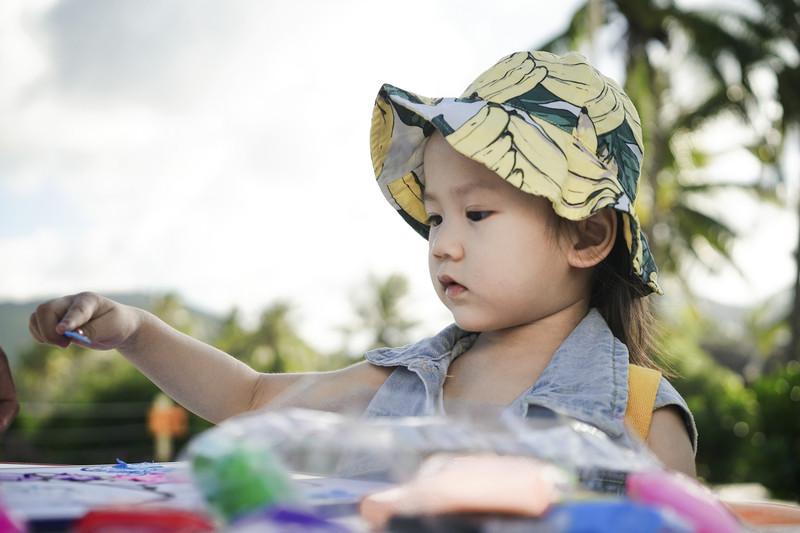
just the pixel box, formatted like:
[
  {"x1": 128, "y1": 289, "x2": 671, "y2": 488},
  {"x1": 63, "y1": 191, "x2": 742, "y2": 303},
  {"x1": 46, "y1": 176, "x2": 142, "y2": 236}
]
[
  {"x1": 445, "y1": 283, "x2": 466, "y2": 298},
  {"x1": 439, "y1": 275, "x2": 466, "y2": 298}
]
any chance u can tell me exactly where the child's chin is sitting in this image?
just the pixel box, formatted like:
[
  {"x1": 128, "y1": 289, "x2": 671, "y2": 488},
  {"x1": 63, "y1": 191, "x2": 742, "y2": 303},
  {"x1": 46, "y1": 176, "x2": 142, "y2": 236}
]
[{"x1": 451, "y1": 316, "x2": 490, "y2": 333}]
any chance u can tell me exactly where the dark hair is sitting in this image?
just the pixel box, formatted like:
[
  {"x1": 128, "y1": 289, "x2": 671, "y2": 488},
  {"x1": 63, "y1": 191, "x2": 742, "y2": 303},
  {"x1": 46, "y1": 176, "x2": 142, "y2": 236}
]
[
  {"x1": 589, "y1": 218, "x2": 661, "y2": 371},
  {"x1": 554, "y1": 210, "x2": 664, "y2": 373}
]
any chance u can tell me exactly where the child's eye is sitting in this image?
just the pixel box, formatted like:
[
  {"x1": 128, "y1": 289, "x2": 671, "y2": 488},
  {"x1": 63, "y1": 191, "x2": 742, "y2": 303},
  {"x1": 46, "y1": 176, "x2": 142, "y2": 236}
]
[
  {"x1": 466, "y1": 211, "x2": 490, "y2": 222},
  {"x1": 426, "y1": 214, "x2": 443, "y2": 226}
]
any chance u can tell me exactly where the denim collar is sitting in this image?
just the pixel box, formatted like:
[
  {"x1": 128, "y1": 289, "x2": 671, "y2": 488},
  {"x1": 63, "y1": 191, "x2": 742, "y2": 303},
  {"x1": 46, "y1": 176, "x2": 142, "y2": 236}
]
[{"x1": 365, "y1": 309, "x2": 630, "y2": 439}]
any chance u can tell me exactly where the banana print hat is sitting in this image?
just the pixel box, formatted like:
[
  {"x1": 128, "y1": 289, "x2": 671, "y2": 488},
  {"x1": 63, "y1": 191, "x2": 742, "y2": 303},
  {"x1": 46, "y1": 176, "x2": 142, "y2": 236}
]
[{"x1": 370, "y1": 50, "x2": 661, "y2": 294}]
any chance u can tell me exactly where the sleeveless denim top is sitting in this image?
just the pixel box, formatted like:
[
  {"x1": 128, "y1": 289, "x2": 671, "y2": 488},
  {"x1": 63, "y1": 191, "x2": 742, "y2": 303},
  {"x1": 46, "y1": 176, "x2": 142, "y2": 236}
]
[{"x1": 363, "y1": 309, "x2": 697, "y2": 453}]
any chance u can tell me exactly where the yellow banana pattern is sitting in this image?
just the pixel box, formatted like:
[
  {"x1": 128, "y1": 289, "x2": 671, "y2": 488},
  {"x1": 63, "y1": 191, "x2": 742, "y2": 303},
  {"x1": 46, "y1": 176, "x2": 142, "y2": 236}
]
[{"x1": 370, "y1": 51, "x2": 660, "y2": 294}]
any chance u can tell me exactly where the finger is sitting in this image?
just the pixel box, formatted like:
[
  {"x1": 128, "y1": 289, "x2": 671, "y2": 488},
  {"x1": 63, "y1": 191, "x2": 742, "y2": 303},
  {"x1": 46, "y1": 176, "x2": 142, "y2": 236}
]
[
  {"x1": 28, "y1": 311, "x2": 43, "y2": 342},
  {"x1": 30, "y1": 312, "x2": 70, "y2": 347},
  {"x1": 56, "y1": 292, "x2": 98, "y2": 333},
  {"x1": 30, "y1": 296, "x2": 77, "y2": 346}
]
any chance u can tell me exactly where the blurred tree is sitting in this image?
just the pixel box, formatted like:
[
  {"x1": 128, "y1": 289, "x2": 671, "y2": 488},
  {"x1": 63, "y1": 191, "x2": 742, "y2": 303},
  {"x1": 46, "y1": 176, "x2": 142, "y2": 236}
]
[
  {"x1": 659, "y1": 307, "x2": 759, "y2": 483},
  {"x1": 341, "y1": 273, "x2": 418, "y2": 352},
  {"x1": 536, "y1": 0, "x2": 800, "y2": 496},
  {"x1": 538, "y1": 0, "x2": 781, "y2": 293},
  {"x1": 5, "y1": 294, "x2": 220, "y2": 463},
  {"x1": 212, "y1": 301, "x2": 329, "y2": 373},
  {"x1": 749, "y1": 0, "x2": 800, "y2": 362},
  {"x1": 746, "y1": 360, "x2": 800, "y2": 500}
]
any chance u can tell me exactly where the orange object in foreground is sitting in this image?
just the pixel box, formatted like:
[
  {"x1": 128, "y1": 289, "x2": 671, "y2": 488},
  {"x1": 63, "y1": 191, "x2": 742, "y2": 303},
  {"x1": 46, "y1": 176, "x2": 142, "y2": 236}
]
[{"x1": 725, "y1": 500, "x2": 800, "y2": 526}]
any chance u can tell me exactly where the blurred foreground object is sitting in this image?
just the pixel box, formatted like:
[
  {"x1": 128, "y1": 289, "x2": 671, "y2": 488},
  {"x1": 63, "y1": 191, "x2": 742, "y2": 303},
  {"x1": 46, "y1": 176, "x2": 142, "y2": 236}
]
[
  {"x1": 0, "y1": 345, "x2": 19, "y2": 435},
  {"x1": 359, "y1": 453, "x2": 568, "y2": 530},
  {"x1": 182, "y1": 408, "x2": 800, "y2": 531}
]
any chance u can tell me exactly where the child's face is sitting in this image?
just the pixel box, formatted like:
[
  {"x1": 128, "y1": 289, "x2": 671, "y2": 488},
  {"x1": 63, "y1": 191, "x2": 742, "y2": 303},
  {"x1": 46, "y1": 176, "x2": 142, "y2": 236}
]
[{"x1": 422, "y1": 132, "x2": 588, "y2": 333}]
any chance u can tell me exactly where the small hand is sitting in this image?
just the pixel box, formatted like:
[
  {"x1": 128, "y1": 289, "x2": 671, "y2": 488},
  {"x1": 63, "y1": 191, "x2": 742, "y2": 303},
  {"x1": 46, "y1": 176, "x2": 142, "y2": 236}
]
[{"x1": 29, "y1": 292, "x2": 140, "y2": 351}]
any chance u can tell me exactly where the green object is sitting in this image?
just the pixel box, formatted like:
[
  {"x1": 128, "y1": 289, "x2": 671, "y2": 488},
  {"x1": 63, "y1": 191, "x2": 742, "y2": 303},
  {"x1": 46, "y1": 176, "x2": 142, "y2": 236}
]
[{"x1": 191, "y1": 439, "x2": 297, "y2": 521}]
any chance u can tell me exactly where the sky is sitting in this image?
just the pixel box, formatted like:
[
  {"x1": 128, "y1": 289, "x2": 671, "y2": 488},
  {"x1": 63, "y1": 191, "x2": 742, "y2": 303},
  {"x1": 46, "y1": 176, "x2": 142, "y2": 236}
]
[{"x1": 1, "y1": 0, "x2": 798, "y2": 353}]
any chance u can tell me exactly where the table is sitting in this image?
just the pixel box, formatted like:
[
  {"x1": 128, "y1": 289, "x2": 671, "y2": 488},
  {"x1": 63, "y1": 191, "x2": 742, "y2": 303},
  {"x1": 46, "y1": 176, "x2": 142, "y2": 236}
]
[{"x1": 0, "y1": 461, "x2": 389, "y2": 532}]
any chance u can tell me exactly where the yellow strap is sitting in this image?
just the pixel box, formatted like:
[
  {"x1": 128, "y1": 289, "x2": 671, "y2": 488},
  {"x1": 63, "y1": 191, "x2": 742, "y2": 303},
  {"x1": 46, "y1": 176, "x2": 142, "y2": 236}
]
[{"x1": 625, "y1": 364, "x2": 661, "y2": 441}]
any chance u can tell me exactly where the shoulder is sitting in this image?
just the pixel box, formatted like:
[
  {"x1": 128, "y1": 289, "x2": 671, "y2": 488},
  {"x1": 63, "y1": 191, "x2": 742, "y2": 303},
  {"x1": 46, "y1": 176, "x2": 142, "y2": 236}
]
[
  {"x1": 647, "y1": 405, "x2": 697, "y2": 477},
  {"x1": 654, "y1": 376, "x2": 698, "y2": 453},
  {"x1": 641, "y1": 375, "x2": 697, "y2": 477}
]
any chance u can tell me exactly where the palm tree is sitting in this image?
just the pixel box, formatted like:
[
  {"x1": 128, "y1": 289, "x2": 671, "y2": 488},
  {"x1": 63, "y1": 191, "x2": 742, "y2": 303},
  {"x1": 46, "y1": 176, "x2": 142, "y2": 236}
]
[
  {"x1": 213, "y1": 302, "x2": 325, "y2": 373},
  {"x1": 537, "y1": 0, "x2": 781, "y2": 294},
  {"x1": 745, "y1": 0, "x2": 800, "y2": 361},
  {"x1": 343, "y1": 273, "x2": 418, "y2": 352}
]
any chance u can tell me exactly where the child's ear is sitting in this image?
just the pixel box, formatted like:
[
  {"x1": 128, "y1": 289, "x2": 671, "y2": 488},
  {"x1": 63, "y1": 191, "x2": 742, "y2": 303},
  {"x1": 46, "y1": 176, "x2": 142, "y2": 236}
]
[{"x1": 566, "y1": 209, "x2": 617, "y2": 268}]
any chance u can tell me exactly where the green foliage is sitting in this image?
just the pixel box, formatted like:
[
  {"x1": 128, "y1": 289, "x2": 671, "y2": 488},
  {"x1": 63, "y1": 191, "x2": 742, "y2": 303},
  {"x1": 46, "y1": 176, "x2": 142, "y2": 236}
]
[
  {"x1": 663, "y1": 304, "x2": 799, "y2": 499},
  {"x1": 3, "y1": 281, "x2": 409, "y2": 463},
  {"x1": 6, "y1": 318, "x2": 215, "y2": 463},
  {"x1": 212, "y1": 302, "x2": 335, "y2": 373},
  {"x1": 342, "y1": 273, "x2": 417, "y2": 351},
  {"x1": 4, "y1": 294, "x2": 306, "y2": 463},
  {"x1": 743, "y1": 361, "x2": 800, "y2": 500},
  {"x1": 682, "y1": 364, "x2": 759, "y2": 484},
  {"x1": 679, "y1": 358, "x2": 800, "y2": 499},
  {"x1": 539, "y1": 0, "x2": 799, "y2": 499},
  {"x1": 660, "y1": 308, "x2": 758, "y2": 483}
]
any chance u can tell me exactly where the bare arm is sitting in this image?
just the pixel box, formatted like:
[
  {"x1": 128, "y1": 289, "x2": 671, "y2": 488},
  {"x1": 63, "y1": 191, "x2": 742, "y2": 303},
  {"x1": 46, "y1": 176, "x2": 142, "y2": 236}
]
[
  {"x1": 646, "y1": 406, "x2": 697, "y2": 477},
  {"x1": 115, "y1": 309, "x2": 267, "y2": 422},
  {"x1": 29, "y1": 292, "x2": 392, "y2": 423},
  {"x1": 253, "y1": 360, "x2": 393, "y2": 415}
]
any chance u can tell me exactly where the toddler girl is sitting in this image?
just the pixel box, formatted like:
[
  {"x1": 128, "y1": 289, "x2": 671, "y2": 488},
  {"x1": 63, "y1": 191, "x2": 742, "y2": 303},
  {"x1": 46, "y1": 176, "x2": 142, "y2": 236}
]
[{"x1": 30, "y1": 50, "x2": 696, "y2": 477}]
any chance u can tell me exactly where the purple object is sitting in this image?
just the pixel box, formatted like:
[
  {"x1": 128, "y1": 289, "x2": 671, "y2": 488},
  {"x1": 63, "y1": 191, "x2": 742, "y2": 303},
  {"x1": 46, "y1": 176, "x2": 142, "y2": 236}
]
[
  {"x1": 51, "y1": 473, "x2": 101, "y2": 482},
  {"x1": 231, "y1": 507, "x2": 353, "y2": 532}
]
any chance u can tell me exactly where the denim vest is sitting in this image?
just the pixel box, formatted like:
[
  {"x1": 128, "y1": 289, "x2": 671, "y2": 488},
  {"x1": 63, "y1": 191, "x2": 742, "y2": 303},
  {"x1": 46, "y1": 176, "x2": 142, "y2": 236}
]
[{"x1": 363, "y1": 309, "x2": 697, "y2": 454}]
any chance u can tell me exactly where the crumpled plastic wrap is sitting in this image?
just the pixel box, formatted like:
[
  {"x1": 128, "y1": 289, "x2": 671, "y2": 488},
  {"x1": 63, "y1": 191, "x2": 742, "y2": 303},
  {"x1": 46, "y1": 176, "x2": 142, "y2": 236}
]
[
  {"x1": 182, "y1": 408, "x2": 749, "y2": 532},
  {"x1": 182, "y1": 408, "x2": 657, "y2": 521}
]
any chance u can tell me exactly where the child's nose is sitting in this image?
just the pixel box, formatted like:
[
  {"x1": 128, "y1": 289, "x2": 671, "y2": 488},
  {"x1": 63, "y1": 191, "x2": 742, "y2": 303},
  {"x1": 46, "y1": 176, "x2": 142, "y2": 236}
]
[{"x1": 430, "y1": 222, "x2": 464, "y2": 261}]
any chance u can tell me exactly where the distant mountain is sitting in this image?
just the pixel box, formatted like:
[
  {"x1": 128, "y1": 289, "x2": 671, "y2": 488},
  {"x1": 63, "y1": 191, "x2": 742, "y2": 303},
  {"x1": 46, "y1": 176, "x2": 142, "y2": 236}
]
[
  {"x1": 0, "y1": 299, "x2": 40, "y2": 365},
  {"x1": 0, "y1": 293, "x2": 220, "y2": 366}
]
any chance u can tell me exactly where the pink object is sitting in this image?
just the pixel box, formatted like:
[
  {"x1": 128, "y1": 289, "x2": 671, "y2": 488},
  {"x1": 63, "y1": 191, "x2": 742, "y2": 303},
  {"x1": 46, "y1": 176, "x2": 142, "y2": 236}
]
[
  {"x1": 627, "y1": 470, "x2": 741, "y2": 533},
  {"x1": 0, "y1": 501, "x2": 26, "y2": 533},
  {"x1": 112, "y1": 472, "x2": 185, "y2": 484}
]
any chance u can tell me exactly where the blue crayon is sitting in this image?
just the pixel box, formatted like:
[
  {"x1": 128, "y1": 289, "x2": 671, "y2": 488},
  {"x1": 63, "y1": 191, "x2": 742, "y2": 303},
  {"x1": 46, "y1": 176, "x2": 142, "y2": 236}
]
[{"x1": 64, "y1": 330, "x2": 91, "y2": 344}]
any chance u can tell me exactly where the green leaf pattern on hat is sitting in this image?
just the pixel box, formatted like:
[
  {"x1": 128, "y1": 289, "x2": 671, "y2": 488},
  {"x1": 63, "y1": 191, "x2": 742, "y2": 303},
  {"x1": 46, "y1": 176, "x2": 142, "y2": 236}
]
[{"x1": 370, "y1": 51, "x2": 661, "y2": 294}]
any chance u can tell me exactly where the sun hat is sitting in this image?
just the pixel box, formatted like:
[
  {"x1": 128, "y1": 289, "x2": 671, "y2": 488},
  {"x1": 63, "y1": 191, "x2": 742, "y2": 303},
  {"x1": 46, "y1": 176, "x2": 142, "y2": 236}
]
[{"x1": 370, "y1": 50, "x2": 661, "y2": 295}]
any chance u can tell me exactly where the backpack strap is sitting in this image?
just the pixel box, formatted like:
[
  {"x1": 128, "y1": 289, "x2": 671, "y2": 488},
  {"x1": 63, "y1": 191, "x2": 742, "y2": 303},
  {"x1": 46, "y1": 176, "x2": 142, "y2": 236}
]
[{"x1": 625, "y1": 364, "x2": 662, "y2": 441}]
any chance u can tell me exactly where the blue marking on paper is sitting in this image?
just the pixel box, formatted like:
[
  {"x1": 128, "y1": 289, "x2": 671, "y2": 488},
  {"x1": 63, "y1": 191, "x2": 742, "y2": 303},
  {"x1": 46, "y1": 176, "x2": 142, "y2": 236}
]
[{"x1": 81, "y1": 459, "x2": 171, "y2": 475}]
